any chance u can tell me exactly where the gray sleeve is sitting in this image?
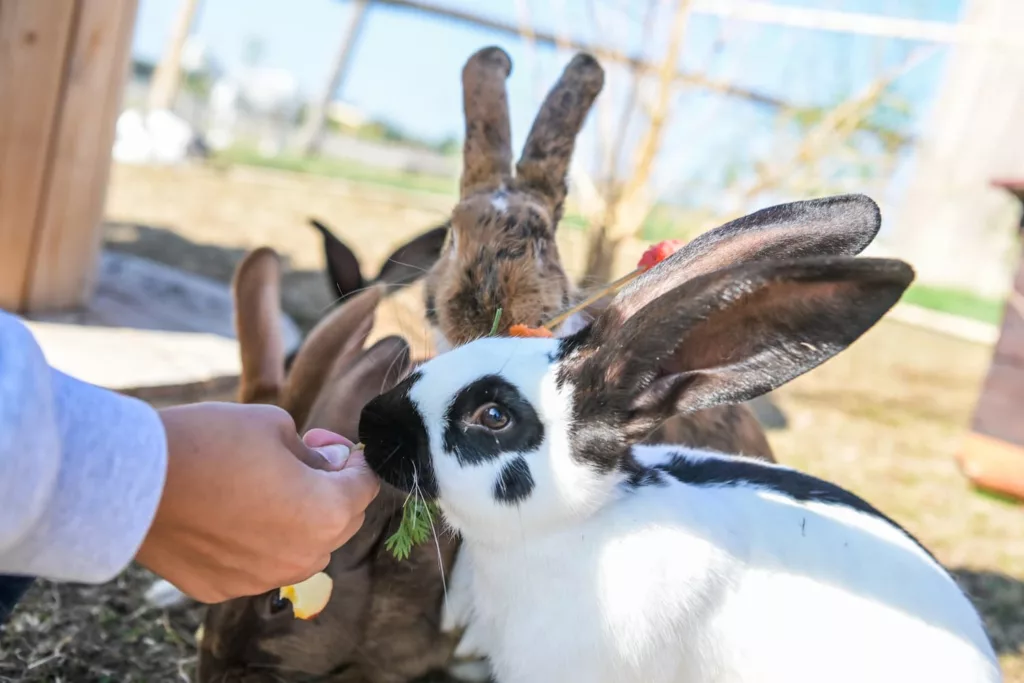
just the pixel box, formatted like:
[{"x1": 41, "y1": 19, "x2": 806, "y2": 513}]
[{"x1": 0, "y1": 312, "x2": 168, "y2": 583}]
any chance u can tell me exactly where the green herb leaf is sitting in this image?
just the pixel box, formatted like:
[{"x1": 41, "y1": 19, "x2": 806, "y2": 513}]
[
  {"x1": 385, "y1": 495, "x2": 439, "y2": 561},
  {"x1": 489, "y1": 307, "x2": 503, "y2": 336}
]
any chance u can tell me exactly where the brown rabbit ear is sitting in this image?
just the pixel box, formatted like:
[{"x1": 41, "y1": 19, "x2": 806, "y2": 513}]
[
  {"x1": 280, "y1": 286, "x2": 383, "y2": 427},
  {"x1": 373, "y1": 223, "x2": 449, "y2": 288},
  {"x1": 613, "y1": 194, "x2": 884, "y2": 320},
  {"x1": 303, "y1": 336, "x2": 412, "y2": 437},
  {"x1": 461, "y1": 46, "x2": 514, "y2": 197},
  {"x1": 516, "y1": 52, "x2": 604, "y2": 222},
  {"x1": 310, "y1": 217, "x2": 365, "y2": 299},
  {"x1": 233, "y1": 248, "x2": 286, "y2": 404}
]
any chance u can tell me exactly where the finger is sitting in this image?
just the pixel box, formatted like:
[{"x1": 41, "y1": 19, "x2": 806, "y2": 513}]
[
  {"x1": 303, "y1": 428, "x2": 355, "y2": 450},
  {"x1": 304, "y1": 428, "x2": 356, "y2": 469},
  {"x1": 285, "y1": 428, "x2": 352, "y2": 472},
  {"x1": 327, "y1": 449, "x2": 381, "y2": 518},
  {"x1": 264, "y1": 404, "x2": 336, "y2": 472}
]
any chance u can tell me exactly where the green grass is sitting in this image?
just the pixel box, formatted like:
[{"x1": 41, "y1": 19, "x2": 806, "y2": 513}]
[
  {"x1": 901, "y1": 284, "x2": 1004, "y2": 326},
  {"x1": 216, "y1": 146, "x2": 458, "y2": 197}
]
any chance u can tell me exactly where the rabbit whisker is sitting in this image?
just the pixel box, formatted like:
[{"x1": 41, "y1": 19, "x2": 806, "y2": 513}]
[{"x1": 385, "y1": 257, "x2": 432, "y2": 275}]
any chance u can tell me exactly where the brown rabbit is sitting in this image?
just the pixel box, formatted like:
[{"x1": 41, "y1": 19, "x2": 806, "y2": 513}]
[
  {"x1": 197, "y1": 248, "x2": 474, "y2": 683},
  {"x1": 314, "y1": 47, "x2": 885, "y2": 462}
]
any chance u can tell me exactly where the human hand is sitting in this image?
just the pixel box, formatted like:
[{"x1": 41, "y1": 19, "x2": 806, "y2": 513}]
[{"x1": 136, "y1": 402, "x2": 379, "y2": 603}]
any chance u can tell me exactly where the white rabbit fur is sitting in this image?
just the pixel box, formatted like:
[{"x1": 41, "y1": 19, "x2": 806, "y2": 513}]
[{"x1": 362, "y1": 256, "x2": 1000, "y2": 683}]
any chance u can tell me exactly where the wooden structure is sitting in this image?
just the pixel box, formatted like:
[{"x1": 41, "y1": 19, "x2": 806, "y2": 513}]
[
  {"x1": 0, "y1": 1, "x2": 302, "y2": 402},
  {"x1": 0, "y1": 0, "x2": 138, "y2": 313},
  {"x1": 956, "y1": 179, "x2": 1024, "y2": 502}
]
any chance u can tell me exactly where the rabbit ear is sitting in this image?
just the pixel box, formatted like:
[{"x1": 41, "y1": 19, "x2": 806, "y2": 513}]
[
  {"x1": 232, "y1": 248, "x2": 286, "y2": 404},
  {"x1": 280, "y1": 286, "x2": 382, "y2": 428},
  {"x1": 461, "y1": 47, "x2": 514, "y2": 197},
  {"x1": 614, "y1": 195, "x2": 883, "y2": 320},
  {"x1": 373, "y1": 223, "x2": 449, "y2": 288},
  {"x1": 304, "y1": 336, "x2": 412, "y2": 436},
  {"x1": 310, "y1": 217, "x2": 365, "y2": 299},
  {"x1": 516, "y1": 53, "x2": 604, "y2": 222},
  {"x1": 606, "y1": 195, "x2": 883, "y2": 321},
  {"x1": 559, "y1": 257, "x2": 913, "y2": 438}
]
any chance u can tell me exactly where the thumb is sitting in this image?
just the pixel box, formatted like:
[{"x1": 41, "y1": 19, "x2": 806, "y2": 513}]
[
  {"x1": 285, "y1": 428, "x2": 356, "y2": 472},
  {"x1": 301, "y1": 428, "x2": 357, "y2": 470},
  {"x1": 322, "y1": 448, "x2": 381, "y2": 516}
]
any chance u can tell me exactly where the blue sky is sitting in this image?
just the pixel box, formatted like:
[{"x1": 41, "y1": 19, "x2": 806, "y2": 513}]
[{"x1": 131, "y1": 0, "x2": 964, "y2": 209}]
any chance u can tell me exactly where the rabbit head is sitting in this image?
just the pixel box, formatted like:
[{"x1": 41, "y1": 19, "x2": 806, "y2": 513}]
[
  {"x1": 199, "y1": 248, "x2": 465, "y2": 683},
  {"x1": 422, "y1": 47, "x2": 603, "y2": 349},
  {"x1": 360, "y1": 244, "x2": 913, "y2": 540}
]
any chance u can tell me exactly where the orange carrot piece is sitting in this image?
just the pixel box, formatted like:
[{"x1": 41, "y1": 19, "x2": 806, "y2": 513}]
[{"x1": 509, "y1": 324, "x2": 554, "y2": 338}]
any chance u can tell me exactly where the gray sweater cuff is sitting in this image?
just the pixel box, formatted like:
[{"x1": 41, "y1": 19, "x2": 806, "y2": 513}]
[{"x1": 0, "y1": 314, "x2": 168, "y2": 583}]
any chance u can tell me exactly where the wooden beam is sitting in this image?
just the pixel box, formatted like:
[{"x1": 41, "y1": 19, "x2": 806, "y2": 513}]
[
  {"x1": 296, "y1": 0, "x2": 371, "y2": 156},
  {"x1": 147, "y1": 0, "x2": 202, "y2": 111},
  {"x1": 691, "y1": 1, "x2": 1016, "y2": 48},
  {"x1": 369, "y1": 0, "x2": 787, "y2": 109},
  {"x1": 0, "y1": 0, "x2": 139, "y2": 313},
  {"x1": 23, "y1": 0, "x2": 140, "y2": 310},
  {"x1": 0, "y1": 1, "x2": 78, "y2": 310}
]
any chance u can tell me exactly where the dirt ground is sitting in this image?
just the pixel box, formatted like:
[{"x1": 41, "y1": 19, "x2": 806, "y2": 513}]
[{"x1": 2, "y1": 164, "x2": 1022, "y2": 682}]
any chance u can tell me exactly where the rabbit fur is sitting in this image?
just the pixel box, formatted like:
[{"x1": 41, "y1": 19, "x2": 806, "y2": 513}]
[{"x1": 360, "y1": 252, "x2": 1000, "y2": 683}]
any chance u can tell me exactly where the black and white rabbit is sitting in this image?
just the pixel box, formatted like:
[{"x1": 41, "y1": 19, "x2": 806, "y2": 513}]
[{"x1": 360, "y1": 251, "x2": 1001, "y2": 683}]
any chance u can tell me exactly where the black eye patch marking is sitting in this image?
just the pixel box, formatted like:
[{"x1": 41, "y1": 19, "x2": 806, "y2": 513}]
[
  {"x1": 442, "y1": 375, "x2": 544, "y2": 466},
  {"x1": 493, "y1": 456, "x2": 535, "y2": 505},
  {"x1": 359, "y1": 372, "x2": 438, "y2": 498}
]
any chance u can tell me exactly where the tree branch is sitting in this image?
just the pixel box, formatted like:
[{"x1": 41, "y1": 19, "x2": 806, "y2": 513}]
[{"x1": 370, "y1": 0, "x2": 787, "y2": 108}]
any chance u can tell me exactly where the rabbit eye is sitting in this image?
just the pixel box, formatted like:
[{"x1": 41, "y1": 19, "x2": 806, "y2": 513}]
[
  {"x1": 268, "y1": 591, "x2": 292, "y2": 616},
  {"x1": 472, "y1": 403, "x2": 511, "y2": 431}
]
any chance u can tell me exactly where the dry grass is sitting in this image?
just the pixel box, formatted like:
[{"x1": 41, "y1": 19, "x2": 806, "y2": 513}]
[{"x1": 2, "y1": 164, "x2": 1021, "y2": 681}]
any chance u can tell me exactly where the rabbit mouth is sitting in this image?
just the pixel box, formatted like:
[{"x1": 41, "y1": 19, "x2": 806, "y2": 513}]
[{"x1": 359, "y1": 373, "x2": 438, "y2": 499}]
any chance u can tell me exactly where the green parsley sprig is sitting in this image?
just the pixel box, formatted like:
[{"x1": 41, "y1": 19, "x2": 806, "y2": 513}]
[{"x1": 385, "y1": 493, "x2": 440, "y2": 561}]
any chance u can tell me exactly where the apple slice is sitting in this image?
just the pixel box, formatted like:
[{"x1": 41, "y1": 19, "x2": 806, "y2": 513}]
[{"x1": 279, "y1": 572, "x2": 334, "y2": 620}]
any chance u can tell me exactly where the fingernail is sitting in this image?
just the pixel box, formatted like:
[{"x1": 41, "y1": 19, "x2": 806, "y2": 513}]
[{"x1": 314, "y1": 444, "x2": 351, "y2": 469}]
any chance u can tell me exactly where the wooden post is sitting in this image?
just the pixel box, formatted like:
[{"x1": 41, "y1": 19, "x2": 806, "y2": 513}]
[
  {"x1": 146, "y1": 0, "x2": 202, "y2": 112},
  {"x1": 0, "y1": 0, "x2": 139, "y2": 313},
  {"x1": 956, "y1": 180, "x2": 1024, "y2": 502},
  {"x1": 295, "y1": 0, "x2": 371, "y2": 156}
]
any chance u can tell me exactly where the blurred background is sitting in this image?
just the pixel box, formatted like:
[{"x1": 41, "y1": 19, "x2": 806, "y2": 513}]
[{"x1": 2, "y1": 0, "x2": 1023, "y2": 681}]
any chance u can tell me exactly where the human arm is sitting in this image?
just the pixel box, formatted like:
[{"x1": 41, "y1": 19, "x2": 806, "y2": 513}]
[
  {"x1": 0, "y1": 311, "x2": 379, "y2": 602},
  {"x1": 0, "y1": 310, "x2": 166, "y2": 583}
]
